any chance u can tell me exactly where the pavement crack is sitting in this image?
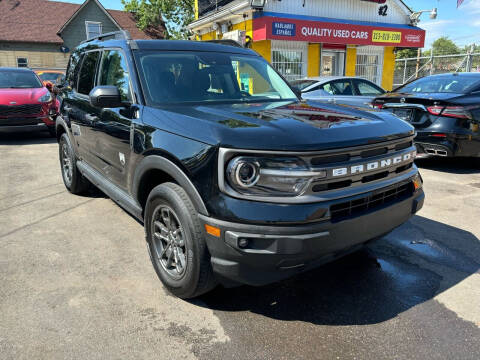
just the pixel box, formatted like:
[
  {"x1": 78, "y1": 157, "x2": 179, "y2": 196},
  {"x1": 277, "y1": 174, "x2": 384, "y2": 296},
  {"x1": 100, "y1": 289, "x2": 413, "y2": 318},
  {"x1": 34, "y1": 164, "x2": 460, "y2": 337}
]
[
  {"x1": 0, "y1": 199, "x2": 96, "y2": 239},
  {"x1": 0, "y1": 190, "x2": 66, "y2": 212}
]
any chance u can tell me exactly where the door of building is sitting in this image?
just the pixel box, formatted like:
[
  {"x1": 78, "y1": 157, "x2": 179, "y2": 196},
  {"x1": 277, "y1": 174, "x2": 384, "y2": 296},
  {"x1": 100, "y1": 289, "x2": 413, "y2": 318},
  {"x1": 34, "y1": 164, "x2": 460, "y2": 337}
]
[{"x1": 321, "y1": 50, "x2": 345, "y2": 76}]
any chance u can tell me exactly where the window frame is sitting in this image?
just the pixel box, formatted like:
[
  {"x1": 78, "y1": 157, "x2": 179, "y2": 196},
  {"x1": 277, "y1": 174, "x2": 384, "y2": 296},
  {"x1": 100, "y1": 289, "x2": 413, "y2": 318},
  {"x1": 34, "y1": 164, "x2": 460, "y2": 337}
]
[
  {"x1": 17, "y1": 57, "x2": 28, "y2": 68},
  {"x1": 85, "y1": 21, "x2": 102, "y2": 40},
  {"x1": 97, "y1": 47, "x2": 136, "y2": 105}
]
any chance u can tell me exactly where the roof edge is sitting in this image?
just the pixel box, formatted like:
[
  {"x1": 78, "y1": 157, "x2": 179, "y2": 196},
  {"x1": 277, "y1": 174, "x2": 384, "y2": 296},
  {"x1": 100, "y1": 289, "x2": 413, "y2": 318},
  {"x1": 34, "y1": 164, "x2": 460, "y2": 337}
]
[{"x1": 57, "y1": 0, "x2": 122, "y2": 35}]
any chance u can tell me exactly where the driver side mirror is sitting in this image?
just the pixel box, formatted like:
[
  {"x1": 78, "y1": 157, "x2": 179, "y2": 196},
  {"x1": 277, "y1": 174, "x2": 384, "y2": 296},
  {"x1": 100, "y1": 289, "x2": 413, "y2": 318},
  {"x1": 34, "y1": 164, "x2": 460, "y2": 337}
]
[{"x1": 89, "y1": 86, "x2": 124, "y2": 108}]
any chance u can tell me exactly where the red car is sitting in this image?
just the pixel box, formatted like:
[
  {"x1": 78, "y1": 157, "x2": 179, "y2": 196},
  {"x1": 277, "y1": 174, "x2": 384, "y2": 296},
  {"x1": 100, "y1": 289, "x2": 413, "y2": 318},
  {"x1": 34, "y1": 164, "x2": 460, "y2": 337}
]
[{"x1": 0, "y1": 67, "x2": 57, "y2": 136}]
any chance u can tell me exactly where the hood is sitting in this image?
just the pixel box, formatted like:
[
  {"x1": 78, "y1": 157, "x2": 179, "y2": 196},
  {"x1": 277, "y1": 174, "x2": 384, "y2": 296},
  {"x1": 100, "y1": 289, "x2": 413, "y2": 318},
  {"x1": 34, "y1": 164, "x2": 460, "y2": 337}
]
[
  {"x1": 144, "y1": 100, "x2": 414, "y2": 151},
  {"x1": 0, "y1": 87, "x2": 48, "y2": 105}
]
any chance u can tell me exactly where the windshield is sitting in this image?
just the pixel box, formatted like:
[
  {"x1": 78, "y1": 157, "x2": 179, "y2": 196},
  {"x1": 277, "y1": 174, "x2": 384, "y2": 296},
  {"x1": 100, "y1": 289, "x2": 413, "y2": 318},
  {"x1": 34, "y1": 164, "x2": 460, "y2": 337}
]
[
  {"x1": 290, "y1": 79, "x2": 318, "y2": 91},
  {"x1": 0, "y1": 70, "x2": 43, "y2": 89},
  {"x1": 397, "y1": 75, "x2": 480, "y2": 94},
  {"x1": 135, "y1": 51, "x2": 297, "y2": 105},
  {"x1": 38, "y1": 72, "x2": 63, "y2": 83}
]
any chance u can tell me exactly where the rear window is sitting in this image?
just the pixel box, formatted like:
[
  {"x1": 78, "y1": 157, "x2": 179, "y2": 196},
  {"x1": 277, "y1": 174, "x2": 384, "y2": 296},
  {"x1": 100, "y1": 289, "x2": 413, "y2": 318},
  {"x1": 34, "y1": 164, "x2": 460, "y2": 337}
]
[
  {"x1": 397, "y1": 75, "x2": 480, "y2": 94},
  {"x1": 0, "y1": 70, "x2": 42, "y2": 89}
]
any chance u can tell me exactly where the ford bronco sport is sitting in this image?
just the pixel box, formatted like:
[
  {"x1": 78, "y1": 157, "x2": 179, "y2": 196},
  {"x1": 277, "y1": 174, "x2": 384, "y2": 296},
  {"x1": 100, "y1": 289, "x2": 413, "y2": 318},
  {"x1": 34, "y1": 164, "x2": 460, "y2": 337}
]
[{"x1": 55, "y1": 31, "x2": 424, "y2": 299}]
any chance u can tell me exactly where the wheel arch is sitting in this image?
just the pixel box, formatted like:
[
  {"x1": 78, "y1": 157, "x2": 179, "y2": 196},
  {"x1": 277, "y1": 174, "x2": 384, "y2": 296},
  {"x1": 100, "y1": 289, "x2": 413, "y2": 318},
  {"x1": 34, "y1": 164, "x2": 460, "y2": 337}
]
[{"x1": 133, "y1": 155, "x2": 209, "y2": 217}]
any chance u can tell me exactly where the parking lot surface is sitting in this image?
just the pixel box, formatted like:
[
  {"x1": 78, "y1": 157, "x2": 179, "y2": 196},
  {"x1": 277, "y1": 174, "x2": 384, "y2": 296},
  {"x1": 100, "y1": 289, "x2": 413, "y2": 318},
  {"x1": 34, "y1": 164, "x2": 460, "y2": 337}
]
[{"x1": 1, "y1": 132, "x2": 479, "y2": 360}]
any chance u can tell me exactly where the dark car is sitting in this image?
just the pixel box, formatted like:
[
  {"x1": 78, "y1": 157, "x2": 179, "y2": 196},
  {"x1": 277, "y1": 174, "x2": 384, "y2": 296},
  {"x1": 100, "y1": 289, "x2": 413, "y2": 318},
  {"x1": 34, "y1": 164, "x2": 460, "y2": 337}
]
[
  {"x1": 0, "y1": 67, "x2": 57, "y2": 136},
  {"x1": 55, "y1": 31, "x2": 424, "y2": 299},
  {"x1": 372, "y1": 73, "x2": 480, "y2": 157}
]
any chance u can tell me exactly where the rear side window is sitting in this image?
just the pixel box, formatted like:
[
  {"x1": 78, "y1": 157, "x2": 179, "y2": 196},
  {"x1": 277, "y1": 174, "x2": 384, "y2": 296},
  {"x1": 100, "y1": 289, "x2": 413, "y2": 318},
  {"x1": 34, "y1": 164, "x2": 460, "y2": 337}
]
[
  {"x1": 65, "y1": 51, "x2": 84, "y2": 89},
  {"x1": 354, "y1": 79, "x2": 384, "y2": 96},
  {"x1": 77, "y1": 51, "x2": 100, "y2": 95},
  {"x1": 99, "y1": 50, "x2": 132, "y2": 102}
]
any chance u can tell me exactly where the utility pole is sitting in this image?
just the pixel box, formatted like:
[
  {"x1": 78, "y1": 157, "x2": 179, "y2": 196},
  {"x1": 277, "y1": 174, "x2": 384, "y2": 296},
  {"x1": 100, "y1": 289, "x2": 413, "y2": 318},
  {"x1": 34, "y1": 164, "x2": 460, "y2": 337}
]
[{"x1": 415, "y1": 48, "x2": 422, "y2": 78}]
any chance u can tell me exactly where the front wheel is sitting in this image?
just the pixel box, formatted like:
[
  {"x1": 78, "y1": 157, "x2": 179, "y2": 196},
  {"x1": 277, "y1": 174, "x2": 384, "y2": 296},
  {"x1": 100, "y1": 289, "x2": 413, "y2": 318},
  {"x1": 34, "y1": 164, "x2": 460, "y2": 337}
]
[
  {"x1": 59, "y1": 133, "x2": 89, "y2": 195},
  {"x1": 145, "y1": 182, "x2": 216, "y2": 299}
]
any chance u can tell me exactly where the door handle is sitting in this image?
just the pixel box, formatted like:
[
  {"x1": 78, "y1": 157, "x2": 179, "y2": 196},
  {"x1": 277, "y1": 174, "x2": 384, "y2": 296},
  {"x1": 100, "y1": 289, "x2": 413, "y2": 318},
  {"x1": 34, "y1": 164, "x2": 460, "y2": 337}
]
[{"x1": 85, "y1": 114, "x2": 98, "y2": 123}]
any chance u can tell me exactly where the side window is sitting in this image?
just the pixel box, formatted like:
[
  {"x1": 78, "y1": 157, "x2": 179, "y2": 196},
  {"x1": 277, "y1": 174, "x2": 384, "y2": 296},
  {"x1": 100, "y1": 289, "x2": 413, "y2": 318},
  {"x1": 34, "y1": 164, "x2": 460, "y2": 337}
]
[
  {"x1": 320, "y1": 83, "x2": 334, "y2": 95},
  {"x1": 330, "y1": 80, "x2": 353, "y2": 95},
  {"x1": 355, "y1": 79, "x2": 384, "y2": 96},
  {"x1": 77, "y1": 51, "x2": 100, "y2": 95},
  {"x1": 99, "y1": 50, "x2": 132, "y2": 102},
  {"x1": 66, "y1": 51, "x2": 82, "y2": 88}
]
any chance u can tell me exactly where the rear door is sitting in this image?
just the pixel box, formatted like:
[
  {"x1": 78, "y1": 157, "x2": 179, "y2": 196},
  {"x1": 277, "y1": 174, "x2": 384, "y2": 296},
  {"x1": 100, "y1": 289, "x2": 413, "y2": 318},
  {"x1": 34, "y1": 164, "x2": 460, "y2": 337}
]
[{"x1": 68, "y1": 50, "x2": 102, "y2": 168}]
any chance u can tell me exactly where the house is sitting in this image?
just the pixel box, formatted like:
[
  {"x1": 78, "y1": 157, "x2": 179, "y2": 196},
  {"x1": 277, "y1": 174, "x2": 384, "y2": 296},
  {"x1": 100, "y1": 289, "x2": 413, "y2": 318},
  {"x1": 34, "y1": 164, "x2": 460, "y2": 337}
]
[{"x1": 0, "y1": 0, "x2": 165, "y2": 70}]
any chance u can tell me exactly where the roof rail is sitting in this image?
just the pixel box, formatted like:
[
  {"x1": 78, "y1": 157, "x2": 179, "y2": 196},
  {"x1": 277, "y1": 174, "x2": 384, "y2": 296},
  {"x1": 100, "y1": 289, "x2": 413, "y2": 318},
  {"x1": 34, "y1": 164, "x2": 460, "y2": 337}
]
[
  {"x1": 204, "y1": 39, "x2": 244, "y2": 48},
  {"x1": 81, "y1": 30, "x2": 132, "y2": 44}
]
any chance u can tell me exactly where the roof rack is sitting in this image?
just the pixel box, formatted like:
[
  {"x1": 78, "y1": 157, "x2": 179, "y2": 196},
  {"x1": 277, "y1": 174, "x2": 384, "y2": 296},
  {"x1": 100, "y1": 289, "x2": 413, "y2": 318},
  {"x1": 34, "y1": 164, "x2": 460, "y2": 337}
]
[
  {"x1": 204, "y1": 39, "x2": 244, "y2": 48},
  {"x1": 81, "y1": 30, "x2": 132, "y2": 44}
]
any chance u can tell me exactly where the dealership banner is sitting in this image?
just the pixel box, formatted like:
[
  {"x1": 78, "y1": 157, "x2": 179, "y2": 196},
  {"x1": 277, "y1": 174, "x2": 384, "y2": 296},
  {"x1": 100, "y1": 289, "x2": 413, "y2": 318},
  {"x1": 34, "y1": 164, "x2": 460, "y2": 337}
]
[{"x1": 253, "y1": 14, "x2": 425, "y2": 48}]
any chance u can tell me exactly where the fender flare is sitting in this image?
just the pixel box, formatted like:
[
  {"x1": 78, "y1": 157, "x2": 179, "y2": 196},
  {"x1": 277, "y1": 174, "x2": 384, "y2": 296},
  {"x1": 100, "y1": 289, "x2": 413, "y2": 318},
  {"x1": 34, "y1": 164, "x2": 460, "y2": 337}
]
[{"x1": 132, "y1": 155, "x2": 209, "y2": 216}]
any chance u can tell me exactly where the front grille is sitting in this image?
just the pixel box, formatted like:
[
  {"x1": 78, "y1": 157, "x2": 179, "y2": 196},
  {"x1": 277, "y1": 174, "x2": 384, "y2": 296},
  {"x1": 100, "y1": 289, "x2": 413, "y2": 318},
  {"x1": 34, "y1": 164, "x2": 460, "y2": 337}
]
[
  {"x1": 305, "y1": 136, "x2": 416, "y2": 194},
  {"x1": 330, "y1": 181, "x2": 414, "y2": 222},
  {"x1": 0, "y1": 104, "x2": 43, "y2": 117}
]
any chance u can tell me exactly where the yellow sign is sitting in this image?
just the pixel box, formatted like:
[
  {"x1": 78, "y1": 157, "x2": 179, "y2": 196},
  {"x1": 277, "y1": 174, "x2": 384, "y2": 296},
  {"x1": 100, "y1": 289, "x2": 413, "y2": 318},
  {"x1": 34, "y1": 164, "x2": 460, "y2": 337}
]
[{"x1": 372, "y1": 30, "x2": 402, "y2": 43}]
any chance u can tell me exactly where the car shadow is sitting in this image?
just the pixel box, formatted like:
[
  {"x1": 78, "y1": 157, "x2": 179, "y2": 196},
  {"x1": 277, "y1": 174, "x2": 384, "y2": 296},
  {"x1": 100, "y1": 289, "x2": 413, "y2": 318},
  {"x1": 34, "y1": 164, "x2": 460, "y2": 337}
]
[
  {"x1": 0, "y1": 131, "x2": 56, "y2": 145},
  {"x1": 415, "y1": 156, "x2": 480, "y2": 174},
  {"x1": 193, "y1": 215, "x2": 480, "y2": 326}
]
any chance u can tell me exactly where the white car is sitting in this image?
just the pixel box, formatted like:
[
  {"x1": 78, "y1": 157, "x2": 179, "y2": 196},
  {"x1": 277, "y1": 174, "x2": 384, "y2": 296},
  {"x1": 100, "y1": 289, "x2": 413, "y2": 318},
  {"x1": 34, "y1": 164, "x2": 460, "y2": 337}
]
[{"x1": 291, "y1": 76, "x2": 386, "y2": 107}]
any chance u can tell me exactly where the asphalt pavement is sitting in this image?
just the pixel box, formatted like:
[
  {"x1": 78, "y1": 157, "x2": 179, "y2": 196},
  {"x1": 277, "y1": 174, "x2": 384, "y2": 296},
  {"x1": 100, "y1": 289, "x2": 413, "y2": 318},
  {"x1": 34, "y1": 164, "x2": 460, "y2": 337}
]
[{"x1": 0, "y1": 131, "x2": 479, "y2": 360}]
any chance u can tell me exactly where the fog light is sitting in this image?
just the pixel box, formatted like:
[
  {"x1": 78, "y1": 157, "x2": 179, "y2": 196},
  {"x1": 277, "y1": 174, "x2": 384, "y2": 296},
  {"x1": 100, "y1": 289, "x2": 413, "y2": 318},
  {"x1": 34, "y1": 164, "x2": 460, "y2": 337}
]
[{"x1": 238, "y1": 238, "x2": 249, "y2": 248}]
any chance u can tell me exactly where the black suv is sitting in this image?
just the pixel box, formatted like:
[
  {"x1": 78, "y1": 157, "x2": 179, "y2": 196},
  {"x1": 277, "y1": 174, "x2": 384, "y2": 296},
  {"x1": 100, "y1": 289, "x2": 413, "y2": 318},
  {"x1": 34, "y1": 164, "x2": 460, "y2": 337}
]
[{"x1": 55, "y1": 31, "x2": 424, "y2": 299}]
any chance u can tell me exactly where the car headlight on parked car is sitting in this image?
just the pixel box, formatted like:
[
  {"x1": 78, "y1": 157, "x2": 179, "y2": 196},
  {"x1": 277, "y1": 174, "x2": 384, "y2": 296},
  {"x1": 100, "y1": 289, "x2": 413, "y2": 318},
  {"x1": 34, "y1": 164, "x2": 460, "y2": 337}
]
[
  {"x1": 226, "y1": 156, "x2": 326, "y2": 197},
  {"x1": 38, "y1": 92, "x2": 52, "y2": 103}
]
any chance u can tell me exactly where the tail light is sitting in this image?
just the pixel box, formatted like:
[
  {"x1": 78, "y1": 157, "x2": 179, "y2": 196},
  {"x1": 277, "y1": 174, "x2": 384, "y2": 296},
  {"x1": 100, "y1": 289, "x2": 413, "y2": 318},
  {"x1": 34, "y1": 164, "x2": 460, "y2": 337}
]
[
  {"x1": 371, "y1": 101, "x2": 383, "y2": 109},
  {"x1": 427, "y1": 105, "x2": 472, "y2": 119}
]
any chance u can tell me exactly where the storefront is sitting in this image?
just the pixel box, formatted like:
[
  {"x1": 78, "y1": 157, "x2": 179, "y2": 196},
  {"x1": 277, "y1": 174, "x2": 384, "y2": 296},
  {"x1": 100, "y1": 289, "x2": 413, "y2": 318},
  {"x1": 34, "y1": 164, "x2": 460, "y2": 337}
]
[{"x1": 189, "y1": 0, "x2": 425, "y2": 90}]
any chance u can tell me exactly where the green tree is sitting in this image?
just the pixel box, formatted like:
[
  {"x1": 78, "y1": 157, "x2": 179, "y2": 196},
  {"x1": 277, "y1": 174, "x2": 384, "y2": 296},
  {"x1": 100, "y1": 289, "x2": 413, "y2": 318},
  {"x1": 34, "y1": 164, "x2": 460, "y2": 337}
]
[
  {"x1": 395, "y1": 48, "x2": 417, "y2": 59},
  {"x1": 122, "y1": 0, "x2": 194, "y2": 40},
  {"x1": 429, "y1": 37, "x2": 460, "y2": 56}
]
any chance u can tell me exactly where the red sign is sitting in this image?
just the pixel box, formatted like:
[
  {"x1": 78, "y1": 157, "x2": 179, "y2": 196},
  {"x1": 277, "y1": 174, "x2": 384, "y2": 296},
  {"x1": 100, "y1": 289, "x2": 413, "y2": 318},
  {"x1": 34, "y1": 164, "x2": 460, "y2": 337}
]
[{"x1": 253, "y1": 15, "x2": 425, "y2": 48}]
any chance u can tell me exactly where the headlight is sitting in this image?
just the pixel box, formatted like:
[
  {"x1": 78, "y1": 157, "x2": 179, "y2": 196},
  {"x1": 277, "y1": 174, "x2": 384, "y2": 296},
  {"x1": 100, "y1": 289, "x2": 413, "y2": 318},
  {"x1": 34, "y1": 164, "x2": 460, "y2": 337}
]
[
  {"x1": 38, "y1": 92, "x2": 52, "y2": 103},
  {"x1": 226, "y1": 156, "x2": 326, "y2": 197}
]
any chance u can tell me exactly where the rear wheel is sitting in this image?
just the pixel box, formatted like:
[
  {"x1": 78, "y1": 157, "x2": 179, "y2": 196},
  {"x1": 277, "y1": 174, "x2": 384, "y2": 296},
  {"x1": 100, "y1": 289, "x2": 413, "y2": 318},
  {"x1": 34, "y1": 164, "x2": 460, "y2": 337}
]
[
  {"x1": 145, "y1": 182, "x2": 216, "y2": 299},
  {"x1": 59, "y1": 133, "x2": 89, "y2": 194}
]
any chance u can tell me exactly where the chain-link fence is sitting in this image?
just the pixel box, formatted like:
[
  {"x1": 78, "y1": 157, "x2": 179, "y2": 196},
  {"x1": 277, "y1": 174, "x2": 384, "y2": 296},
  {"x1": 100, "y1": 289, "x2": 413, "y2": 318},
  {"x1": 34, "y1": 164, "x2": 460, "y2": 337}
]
[{"x1": 393, "y1": 53, "x2": 480, "y2": 88}]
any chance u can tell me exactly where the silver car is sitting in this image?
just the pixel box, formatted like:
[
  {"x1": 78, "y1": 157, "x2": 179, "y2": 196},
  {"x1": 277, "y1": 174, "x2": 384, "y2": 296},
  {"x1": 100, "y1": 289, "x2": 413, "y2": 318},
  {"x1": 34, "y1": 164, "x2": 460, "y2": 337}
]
[{"x1": 291, "y1": 76, "x2": 386, "y2": 107}]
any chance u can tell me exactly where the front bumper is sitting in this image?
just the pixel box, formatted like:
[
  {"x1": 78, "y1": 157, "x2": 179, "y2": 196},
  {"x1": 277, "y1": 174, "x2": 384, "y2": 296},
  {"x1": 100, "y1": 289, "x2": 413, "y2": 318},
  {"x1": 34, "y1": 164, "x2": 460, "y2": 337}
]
[
  {"x1": 201, "y1": 186, "x2": 424, "y2": 287},
  {"x1": 0, "y1": 116, "x2": 54, "y2": 133}
]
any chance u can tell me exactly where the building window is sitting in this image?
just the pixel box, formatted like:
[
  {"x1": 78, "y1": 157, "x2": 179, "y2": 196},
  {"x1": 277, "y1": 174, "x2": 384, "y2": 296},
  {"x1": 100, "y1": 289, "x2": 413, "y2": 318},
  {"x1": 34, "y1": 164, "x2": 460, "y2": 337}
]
[
  {"x1": 85, "y1": 21, "x2": 102, "y2": 40},
  {"x1": 17, "y1": 58, "x2": 28, "y2": 68},
  {"x1": 355, "y1": 46, "x2": 384, "y2": 86},
  {"x1": 271, "y1": 41, "x2": 307, "y2": 81}
]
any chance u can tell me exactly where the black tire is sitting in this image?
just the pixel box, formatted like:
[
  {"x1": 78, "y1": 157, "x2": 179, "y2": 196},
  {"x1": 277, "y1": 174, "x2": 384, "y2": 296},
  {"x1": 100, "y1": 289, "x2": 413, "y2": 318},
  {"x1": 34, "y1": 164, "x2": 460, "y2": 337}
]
[
  {"x1": 47, "y1": 126, "x2": 56, "y2": 137},
  {"x1": 59, "y1": 133, "x2": 89, "y2": 195},
  {"x1": 145, "y1": 182, "x2": 217, "y2": 299}
]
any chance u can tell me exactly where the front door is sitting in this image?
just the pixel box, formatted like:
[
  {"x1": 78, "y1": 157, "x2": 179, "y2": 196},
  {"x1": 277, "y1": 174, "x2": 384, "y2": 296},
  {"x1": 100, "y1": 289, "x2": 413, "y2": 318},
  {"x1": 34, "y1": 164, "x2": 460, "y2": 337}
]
[
  {"x1": 321, "y1": 51, "x2": 345, "y2": 76},
  {"x1": 93, "y1": 49, "x2": 136, "y2": 191}
]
